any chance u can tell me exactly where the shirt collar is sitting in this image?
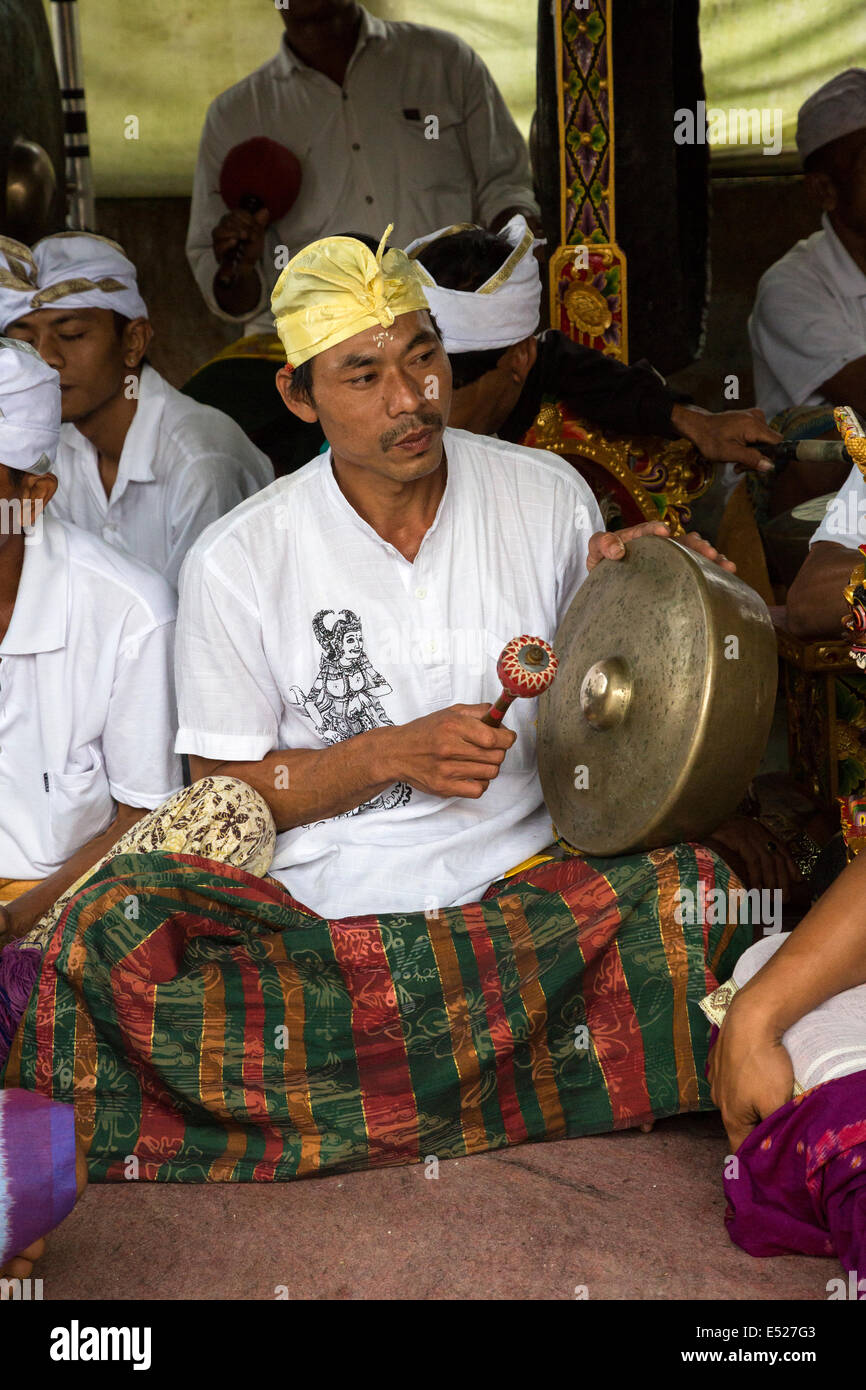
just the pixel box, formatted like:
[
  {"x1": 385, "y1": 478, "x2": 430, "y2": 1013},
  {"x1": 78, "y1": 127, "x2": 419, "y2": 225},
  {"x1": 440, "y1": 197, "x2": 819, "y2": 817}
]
[
  {"x1": 0, "y1": 515, "x2": 69, "y2": 656},
  {"x1": 815, "y1": 213, "x2": 866, "y2": 299},
  {"x1": 319, "y1": 435, "x2": 453, "y2": 558},
  {"x1": 273, "y1": 6, "x2": 386, "y2": 78},
  {"x1": 62, "y1": 362, "x2": 164, "y2": 487}
]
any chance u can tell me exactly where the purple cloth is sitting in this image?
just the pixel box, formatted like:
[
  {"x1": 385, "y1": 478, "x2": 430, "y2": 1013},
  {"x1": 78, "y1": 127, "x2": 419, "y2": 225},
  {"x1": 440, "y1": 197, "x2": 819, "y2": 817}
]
[
  {"x1": 724, "y1": 1070, "x2": 866, "y2": 1274},
  {"x1": 0, "y1": 1087, "x2": 78, "y2": 1263},
  {"x1": 0, "y1": 944, "x2": 41, "y2": 1069}
]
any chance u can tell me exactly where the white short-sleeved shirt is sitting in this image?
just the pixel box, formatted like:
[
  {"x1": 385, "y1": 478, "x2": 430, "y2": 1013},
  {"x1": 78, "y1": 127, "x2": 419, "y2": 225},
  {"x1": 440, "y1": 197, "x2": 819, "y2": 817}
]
[
  {"x1": 749, "y1": 213, "x2": 866, "y2": 420},
  {"x1": 176, "y1": 429, "x2": 602, "y2": 917},
  {"x1": 810, "y1": 460, "x2": 866, "y2": 552},
  {"x1": 0, "y1": 516, "x2": 183, "y2": 880},
  {"x1": 186, "y1": 8, "x2": 539, "y2": 334},
  {"x1": 50, "y1": 365, "x2": 273, "y2": 589}
]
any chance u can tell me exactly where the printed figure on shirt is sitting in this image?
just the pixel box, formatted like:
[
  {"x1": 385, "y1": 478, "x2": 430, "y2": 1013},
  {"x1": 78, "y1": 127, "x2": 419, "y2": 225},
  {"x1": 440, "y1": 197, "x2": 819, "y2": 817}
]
[
  {"x1": 289, "y1": 609, "x2": 412, "y2": 817},
  {"x1": 0, "y1": 233, "x2": 273, "y2": 590}
]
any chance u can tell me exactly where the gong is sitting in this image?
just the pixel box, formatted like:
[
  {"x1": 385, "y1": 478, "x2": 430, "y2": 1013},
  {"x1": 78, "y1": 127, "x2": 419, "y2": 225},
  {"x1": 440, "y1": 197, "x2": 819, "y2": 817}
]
[
  {"x1": 0, "y1": 0, "x2": 65, "y2": 241},
  {"x1": 537, "y1": 536, "x2": 777, "y2": 855}
]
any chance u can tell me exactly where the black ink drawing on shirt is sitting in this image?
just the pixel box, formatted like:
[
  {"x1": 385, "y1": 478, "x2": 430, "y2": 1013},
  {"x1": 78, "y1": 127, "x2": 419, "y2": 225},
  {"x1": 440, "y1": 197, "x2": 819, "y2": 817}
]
[{"x1": 289, "y1": 608, "x2": 412, "y2": 815}]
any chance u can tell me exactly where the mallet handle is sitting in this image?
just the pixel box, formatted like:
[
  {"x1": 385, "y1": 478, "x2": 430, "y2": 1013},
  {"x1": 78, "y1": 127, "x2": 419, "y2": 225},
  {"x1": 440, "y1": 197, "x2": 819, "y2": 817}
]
[{"x1": 482, "y1": 692, "x2": 515, "y2": 727}]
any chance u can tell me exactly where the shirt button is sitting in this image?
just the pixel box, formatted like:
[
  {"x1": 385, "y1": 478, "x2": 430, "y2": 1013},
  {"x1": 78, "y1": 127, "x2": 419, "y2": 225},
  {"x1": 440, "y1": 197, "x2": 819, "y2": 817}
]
[
  {"x1": 365, "y1": 195, "x2": 374, "y2": 204},
  {"x1": 415, "y1": 586, "x2": 427, "y2": 599},
  {"x1": 352, "y1": 142, "x2": 360, "y2": 151}
]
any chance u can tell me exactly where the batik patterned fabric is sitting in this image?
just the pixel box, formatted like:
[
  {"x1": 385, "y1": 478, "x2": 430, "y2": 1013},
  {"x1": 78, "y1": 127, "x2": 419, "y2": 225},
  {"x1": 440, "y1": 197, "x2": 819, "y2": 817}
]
[
  {"x1": 7, "y1": 776, "x2": 277, "y2": 955},
  {"x1": 0, "y1": 1088, "x2": 78, "y2": 1264},
  {"x1": 724, "y1": 1072, "x2": 866, "y2": 1274},
  {"x1": 2, "y1": 842, "x2": 748, "y2": 1181}
]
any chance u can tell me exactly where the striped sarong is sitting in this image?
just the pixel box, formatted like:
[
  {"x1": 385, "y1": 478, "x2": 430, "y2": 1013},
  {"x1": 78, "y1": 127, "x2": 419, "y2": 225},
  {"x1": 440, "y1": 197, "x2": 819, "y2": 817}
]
[{"x1": 2, "y1": 842, "x2": 749, "y2": 1182}]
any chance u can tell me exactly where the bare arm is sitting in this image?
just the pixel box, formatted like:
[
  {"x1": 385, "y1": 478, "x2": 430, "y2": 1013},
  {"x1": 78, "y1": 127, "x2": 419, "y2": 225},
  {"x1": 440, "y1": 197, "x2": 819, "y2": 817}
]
[
  {"x1": 820, "y1": 354, "x2": 866, "y2": 419},
  {"x1": 709, "y1": 851, "x2": 866, "y2": 1151},
  {"x1": 189, "y1": 703, "x2": 516, "y2": 833},
  {"x1": 786, "y1": 539, "x2": 861, "y2": 638},
  {"x1": 0, "y1": 802, "x2": 147, "y2": 943}
]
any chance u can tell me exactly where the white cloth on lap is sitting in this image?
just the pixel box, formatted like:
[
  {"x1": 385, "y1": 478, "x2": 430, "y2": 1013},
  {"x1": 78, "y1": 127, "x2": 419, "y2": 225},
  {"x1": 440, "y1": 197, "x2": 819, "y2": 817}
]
[{"x1": 732, "y1": 933, "x2": 866, "y2": 1090}]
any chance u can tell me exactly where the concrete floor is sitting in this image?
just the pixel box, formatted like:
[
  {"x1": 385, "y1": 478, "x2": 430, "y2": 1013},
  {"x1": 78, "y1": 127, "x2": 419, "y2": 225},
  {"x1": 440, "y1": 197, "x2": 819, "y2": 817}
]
[{"x1": 40, "y1": 1112, "x2": 836, "y2": 1302}]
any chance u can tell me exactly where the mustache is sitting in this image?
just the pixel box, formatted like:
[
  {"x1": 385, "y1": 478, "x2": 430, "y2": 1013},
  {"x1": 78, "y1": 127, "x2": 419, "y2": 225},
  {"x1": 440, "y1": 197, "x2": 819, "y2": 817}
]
[{"x1": 380, "y1": 409, "x2": 443, "y2": 452}]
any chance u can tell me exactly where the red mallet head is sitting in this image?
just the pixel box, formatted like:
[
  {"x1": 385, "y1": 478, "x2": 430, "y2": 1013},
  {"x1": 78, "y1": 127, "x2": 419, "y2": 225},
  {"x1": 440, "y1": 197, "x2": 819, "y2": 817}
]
[
  {"x1": 482, "y1": 635, "x2": 558, "y2": 726},
  {"x1": 219, "y1": 137, "x2": 302, "y2": 222}
]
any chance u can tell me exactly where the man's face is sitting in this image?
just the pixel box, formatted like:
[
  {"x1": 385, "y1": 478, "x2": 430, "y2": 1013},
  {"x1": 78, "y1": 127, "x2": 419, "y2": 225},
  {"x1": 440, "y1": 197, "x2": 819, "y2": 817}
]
[
  {"x1": 279, "y1": 0, "x2": 353, "y2": 28},
  {"x1": 279, "y1": 310, "x2": 451, "y2": 485},
  {"x1": 5, "y1": 307, "x2": 129, "y2": 424},
  {"x1": 833, "y1": 129, "x2": 866, "y2": 237}
]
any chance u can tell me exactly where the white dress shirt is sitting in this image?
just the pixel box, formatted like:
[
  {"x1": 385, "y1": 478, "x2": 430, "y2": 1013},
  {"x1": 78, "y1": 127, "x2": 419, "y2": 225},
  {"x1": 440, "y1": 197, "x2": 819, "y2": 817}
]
[
  {"x1": 186, "y1": 8, "x2": 539, "y2": 334},
  {"x1": 749, "y1": 213, "x2": 866, "y2": 420},
  {"x1": 0, "y1": 517, "x2": 182, "y2": 880},
  {"x1": 175, "y1": 428, "x2": 602, "y2": 918},
  {"x1": 50, "y1": 365, "x2": 274, "y2": 590}
]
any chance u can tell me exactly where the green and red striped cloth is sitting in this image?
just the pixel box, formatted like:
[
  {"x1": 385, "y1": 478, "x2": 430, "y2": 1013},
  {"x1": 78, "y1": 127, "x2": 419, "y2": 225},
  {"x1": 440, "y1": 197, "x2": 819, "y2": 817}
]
[{"x1": 2, "y1": 843, "x2": 748, "y2": 1181}]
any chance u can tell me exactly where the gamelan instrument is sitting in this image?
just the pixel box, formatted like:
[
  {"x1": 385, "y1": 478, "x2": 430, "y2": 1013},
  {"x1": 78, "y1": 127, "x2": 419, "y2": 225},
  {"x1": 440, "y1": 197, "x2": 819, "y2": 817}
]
[
  {"x1": 217, "y1": 137, "x2": 302, "y2": 288},
  {"x1": 482, "y1": 635, "x2": 558, "y2": 727},
  {"x1": 536, "y1": 536, "x2": 777, "y2": 855}
]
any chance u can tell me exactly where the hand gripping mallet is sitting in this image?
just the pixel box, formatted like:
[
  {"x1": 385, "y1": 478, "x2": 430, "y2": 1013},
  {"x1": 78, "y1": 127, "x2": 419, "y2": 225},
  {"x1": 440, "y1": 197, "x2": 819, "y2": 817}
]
[{"x1": 482, "y1": 635, "x2": 559, "y2": 727}]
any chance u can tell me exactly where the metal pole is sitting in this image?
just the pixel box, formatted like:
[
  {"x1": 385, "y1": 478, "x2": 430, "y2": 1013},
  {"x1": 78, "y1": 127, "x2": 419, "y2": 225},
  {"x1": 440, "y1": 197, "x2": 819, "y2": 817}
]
[{"x1": 48, "y1": 0, "x2": 95, "y2": 229}]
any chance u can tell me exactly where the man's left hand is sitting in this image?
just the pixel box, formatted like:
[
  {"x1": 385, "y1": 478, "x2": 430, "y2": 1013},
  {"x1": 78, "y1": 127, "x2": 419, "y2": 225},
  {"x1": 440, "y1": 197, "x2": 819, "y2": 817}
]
[
  {"x1": 587, "y1": 521, "x2": 736, "y2": 573},
  {"x1": 670, "y1": 403, "x2": 782, "y2": 472}
]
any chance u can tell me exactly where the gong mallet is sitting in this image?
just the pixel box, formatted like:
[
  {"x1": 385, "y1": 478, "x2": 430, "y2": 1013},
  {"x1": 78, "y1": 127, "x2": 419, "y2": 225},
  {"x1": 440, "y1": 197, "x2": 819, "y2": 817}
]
[
  {"x1": 217, "y1": 137, "x2": 302, "y2": 289},
  {"x1": 482, "y1": 635, "x2": 559, "y2": 727}
]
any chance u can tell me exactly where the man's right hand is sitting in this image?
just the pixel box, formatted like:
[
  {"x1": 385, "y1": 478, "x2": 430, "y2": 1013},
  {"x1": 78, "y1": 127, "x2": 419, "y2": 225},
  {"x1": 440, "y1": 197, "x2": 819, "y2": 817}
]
[
  {"x1": 211, "y1": 206, "x2": 270, "y2": 277},
  {"x1": 707, "y1": 992, "x2": 795, "y2": 1152},
  {"x1": 384, "y1": 703, "x2": 516, "y2": 799}
]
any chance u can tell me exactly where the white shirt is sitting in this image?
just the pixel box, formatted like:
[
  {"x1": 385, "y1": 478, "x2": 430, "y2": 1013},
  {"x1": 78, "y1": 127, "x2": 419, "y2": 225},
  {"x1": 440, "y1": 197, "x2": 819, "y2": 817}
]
[
  {"x1": 186, "y1": 8, "x2": 539, "y2": 334},
  {"x1": 810, "y1": 459, "x2": 866, "y2": 552},
  {"x1": 0, "y1": 517, "x2": 182, "y2": 880},
  {"x1": 50, "y1": 365, "x2": 274, "y2": 590},
  {"x1": 749, "y1": 213, "x2": 866, "y2": 419},
  {"x1": 175, "y1": 429, "x2": 602, "y2": 917}
]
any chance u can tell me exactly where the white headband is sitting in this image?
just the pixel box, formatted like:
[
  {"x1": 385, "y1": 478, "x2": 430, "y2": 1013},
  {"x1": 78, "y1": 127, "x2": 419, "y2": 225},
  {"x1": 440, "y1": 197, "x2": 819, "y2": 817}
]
[
  {"x1": 797, "y1": 67, "x2": 866, "y2": 162},
  {"x1": 0, "y1": 337, "x2": 61, "y2": 475},
  {"x1": 405, "y1": 215, "x2": 543, "y2": 354},
  {"x1": 0, "y1": 231, "x2": 148, "y2": 331}
]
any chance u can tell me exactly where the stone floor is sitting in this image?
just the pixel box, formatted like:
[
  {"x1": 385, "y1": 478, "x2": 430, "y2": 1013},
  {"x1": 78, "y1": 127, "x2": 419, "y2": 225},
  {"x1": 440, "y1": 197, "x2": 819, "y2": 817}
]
[{"x1": 40, "y1": 1112, "x2": 836, "y2": 1302}]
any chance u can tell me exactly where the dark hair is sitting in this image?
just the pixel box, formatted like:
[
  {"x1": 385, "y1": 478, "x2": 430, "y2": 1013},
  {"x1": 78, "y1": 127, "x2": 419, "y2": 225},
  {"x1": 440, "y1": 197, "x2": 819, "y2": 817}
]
[{"x1": 412, "y1": 228, "x2": 516, "y2": 388}]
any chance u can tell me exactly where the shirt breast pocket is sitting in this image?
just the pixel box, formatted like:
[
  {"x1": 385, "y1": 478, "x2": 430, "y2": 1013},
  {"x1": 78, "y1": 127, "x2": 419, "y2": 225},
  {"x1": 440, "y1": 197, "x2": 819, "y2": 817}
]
[
  {"x1": 398, "y1": 107, "x2": 468, "y2": 194},
  {"x1": 46, "y1": 747, "x2": 115, "y2": 864}
]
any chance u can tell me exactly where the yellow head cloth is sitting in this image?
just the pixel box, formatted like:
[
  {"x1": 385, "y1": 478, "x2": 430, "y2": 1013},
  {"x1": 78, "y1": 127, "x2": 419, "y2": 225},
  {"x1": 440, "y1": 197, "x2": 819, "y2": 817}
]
[{"x1": 271, "y1": 225, "x2": 430, "y2": 368}]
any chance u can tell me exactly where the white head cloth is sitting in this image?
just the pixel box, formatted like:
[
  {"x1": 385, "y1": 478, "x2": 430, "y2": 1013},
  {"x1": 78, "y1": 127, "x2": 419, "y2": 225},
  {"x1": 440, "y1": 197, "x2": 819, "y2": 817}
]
[
  {"x1": 404, "y1": 214, "x2": 543, "y2": 354},
  {"x1": 0, "y1": 337, "x2": 61, "y2": 474},
  {"x1": 0, "y1": 231, "x2": 147, "y2": 331},
  {"x1": 797, "y1": 67, "x2": 866, "y2": 162}
]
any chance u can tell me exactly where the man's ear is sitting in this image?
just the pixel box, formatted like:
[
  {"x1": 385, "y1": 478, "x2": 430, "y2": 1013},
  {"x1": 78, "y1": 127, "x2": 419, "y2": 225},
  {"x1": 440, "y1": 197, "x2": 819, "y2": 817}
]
[
  {"x1": 275, "y1": 365, "x2": 319, "y2": 423},
  {"x1": 804, "y1": 169, "x2": 837, "y2": 213},
  {"x1": 121, "y1": 316, "x2": 154, "y2": 369},
  {"x1": 21, "y1": 470, "x2": 58, "y2": 514},
  {"x1": 501, "y1": 335, "x2": 538, "y2": 386}
]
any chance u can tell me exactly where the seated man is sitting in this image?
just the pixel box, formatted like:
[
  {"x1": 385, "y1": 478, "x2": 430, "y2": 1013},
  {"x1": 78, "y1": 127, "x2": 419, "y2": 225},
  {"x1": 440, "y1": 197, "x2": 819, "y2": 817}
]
[
  {"x1": 175, "y1": 226, "x2": 752, "y2": 918},
  {"x1": 749, "y1": 67, "x2": 866, "y2": 497},
  {"x1": 0, "y1": 232, "x2": 766, "y2": 1181},
  {"x1": 406, "y1": 217, "x2": 783, "y2": 474},
  {"x1": 0, "y1": 338, "x2": 182, "y2": 948},
  {"x1": 0, "y1": 233, "x2": 273, "y2": 589}
]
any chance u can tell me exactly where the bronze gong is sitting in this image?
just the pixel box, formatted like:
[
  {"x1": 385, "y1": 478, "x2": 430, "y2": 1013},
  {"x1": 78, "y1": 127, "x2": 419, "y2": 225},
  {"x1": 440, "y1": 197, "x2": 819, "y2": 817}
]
[{"x1": 537, "y1": 536, "x2": 777, "y2": 855}]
